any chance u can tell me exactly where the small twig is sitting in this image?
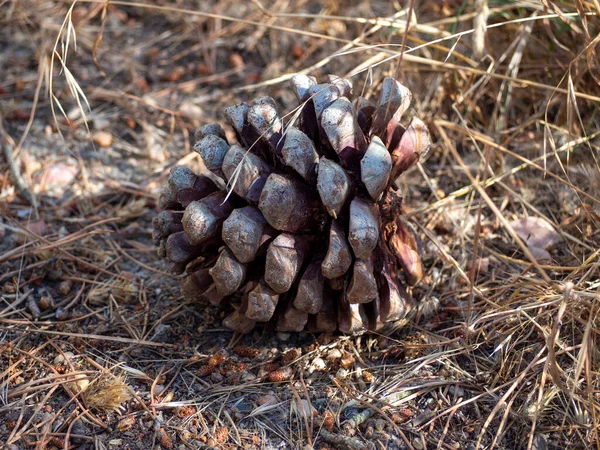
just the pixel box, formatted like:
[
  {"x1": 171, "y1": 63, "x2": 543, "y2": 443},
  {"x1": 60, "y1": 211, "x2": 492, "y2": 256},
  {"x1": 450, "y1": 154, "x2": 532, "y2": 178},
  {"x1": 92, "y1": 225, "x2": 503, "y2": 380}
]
[{"x1": 319, "y1": 429, "x2": 367, "y2": 450}]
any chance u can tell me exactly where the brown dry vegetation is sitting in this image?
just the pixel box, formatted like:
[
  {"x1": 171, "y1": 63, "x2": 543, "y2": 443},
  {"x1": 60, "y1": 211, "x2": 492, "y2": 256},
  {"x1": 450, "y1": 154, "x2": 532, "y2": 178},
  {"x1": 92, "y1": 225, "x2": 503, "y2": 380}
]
[{"x1": 1, "y1": 0, "x2": 599, "y2": 449}]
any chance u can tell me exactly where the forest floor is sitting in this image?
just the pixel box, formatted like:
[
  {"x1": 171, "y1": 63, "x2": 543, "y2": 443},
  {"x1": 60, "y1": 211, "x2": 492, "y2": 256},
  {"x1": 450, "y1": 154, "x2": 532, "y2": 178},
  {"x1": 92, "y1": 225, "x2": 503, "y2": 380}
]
[{"x1": 1, "y1": 1, "x2": 599, "y2": 449}]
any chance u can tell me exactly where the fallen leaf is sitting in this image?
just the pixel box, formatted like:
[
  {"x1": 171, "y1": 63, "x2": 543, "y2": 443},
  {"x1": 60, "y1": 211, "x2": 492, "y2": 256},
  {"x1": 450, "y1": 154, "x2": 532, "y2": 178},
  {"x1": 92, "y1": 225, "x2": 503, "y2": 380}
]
[
  {"x1": 509, "y1": 217, "x2": 563, "y2": 250},
  {"x1": 509, "y1": 216, "x2": 563, "y2": 262}
]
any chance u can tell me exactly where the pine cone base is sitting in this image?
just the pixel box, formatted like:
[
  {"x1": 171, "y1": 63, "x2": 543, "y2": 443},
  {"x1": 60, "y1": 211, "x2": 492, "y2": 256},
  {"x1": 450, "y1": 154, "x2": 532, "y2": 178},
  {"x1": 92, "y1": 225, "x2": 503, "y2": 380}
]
[{"x1": 153, "y1": 74, "x2": 431, "y2": 335}]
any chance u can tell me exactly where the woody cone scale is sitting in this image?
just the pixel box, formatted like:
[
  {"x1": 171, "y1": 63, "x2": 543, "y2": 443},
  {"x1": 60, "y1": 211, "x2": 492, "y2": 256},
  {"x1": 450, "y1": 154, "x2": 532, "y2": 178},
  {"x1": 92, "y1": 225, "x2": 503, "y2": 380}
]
[{"x1": 153, "y1": 74, "x2": 431, "y2": 335}]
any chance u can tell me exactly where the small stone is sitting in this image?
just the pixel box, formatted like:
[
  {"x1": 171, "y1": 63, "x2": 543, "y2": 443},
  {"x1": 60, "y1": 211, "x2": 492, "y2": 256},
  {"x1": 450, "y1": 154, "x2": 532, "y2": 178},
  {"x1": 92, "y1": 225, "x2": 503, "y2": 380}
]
[
  {"x1": 59, "y1": 280, "x2": 72, "y2": 295},
  {"x1": 327, "y1": 349, "x2": 342, "y2": 361},
  {"x1": 311, "y1": 357, "x2": 327, "y2": 372},
  {"x1": 448, "y1": 386, "x2": 465, "y2": 397},
  {"x1": 92, "y1": 131, "x2": 113, "y2": 147},
  {"x1": 53, "y1": 351, "x2": 75, "y2": 365},
  {"x1": 335, "y1": 368, "x2": 349, "y2": 380}
]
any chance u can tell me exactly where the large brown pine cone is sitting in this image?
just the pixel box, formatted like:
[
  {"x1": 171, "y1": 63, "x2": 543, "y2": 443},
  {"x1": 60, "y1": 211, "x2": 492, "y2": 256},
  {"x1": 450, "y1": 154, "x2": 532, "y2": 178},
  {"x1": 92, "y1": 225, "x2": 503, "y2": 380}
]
[{"x1": 153, "y1": 74, "x2": 431, "y2": 335}]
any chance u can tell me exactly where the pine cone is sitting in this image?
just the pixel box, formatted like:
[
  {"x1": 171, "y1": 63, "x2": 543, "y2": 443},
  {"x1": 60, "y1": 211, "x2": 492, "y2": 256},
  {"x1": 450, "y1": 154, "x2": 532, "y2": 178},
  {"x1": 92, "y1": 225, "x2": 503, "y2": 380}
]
[{"x1": 153, "y1": 74, "x2": 431, "y2": 335}]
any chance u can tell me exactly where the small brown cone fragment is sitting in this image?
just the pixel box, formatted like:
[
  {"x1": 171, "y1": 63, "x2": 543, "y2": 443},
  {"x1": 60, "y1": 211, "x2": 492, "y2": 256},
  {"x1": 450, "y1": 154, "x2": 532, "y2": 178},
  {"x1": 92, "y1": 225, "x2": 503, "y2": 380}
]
[
  {"x1": 223, "y1": 104, "x2": 270, "y2": 161},
  {"x1": 338, "y1": 297, "x2": 368, "y2": 335},
  {"x1": 195, "y1": 123, "x2": 227, "y2": 142},
  {"x1": 158, "y1": 187, "x2": 180, "y2": 210},
  {"x1": 276, "y1": 302, "x2": 309, "y2": 332},
  {"x1": 166, "y1": 231, "x2": 203, "y2": 264},
  {"x1": 321, "y1": 97, "x2": 365, "y2": 167},
  {"x1": 264, "y1": 233, "x2": 310, "y2": 294},
  {"x1": 194, "y1": 135, "x2": 230, "y2": 178},
  {"x1": 363, "y1": 295, "x2": 383, "y2": 331},
  {"x1": 168, "y1": 261, "x2": 186, "y2": 275},
  {"x1": 247, "y1": 97, "x2": 283, "y2": 141},
  {"x1": 258, "y1": 174, "x2": 317, "y2": 232},
  {"x1": 182, "y1": 192, "x2": 233, "y2": 245},
  {"x1": 222, "y1": 144, "x2": 272, "y2": 202},
  {"x1": 348, "y1": 198, "x2": 379, "y2": 259},
  {"x1": 356, "y1": 97, "x2": 375, "y2": 135},
  {"x1": 328, "y1": 276, "x2": 345, "y2": 291},
  {"x1": 245, "y1": 281, "x2": 280, "y2": 322},
  {"x1": 184, "y1": 256, "x2": 209, "y2": 274},
  {"x1": 388, "y1": 219, "x2": 423, "y2": 286},
  {"x1": 361, "y1": 136, "x2": 391, "y2": 201},
  {"x1": 204, "y1": 285, "x2": 226, "y2": 306},
  {"x1": 390, "y1": 117, "x2": 431, "y2": 182},
  {"x1": 168, "y1": 166, "x2": 196, "y2": 197},
  {"x1": 152, "y1": 211, "x2": 183, "y2": 244},
  {"x1": 371, "y1": 77, "x2": 412, "y2": 145},
  {"x1": 223, "y1": 103, "x2": 249, "y2": 138},
  {"x1": 282, "y1": 128, "x2": 319, "y2": 180},
  {"x1": 223, "y1": 298, "x2": 256, "y2": 333},
  {"x1": 293, "y1": 260, "x2": 324, "y2": 314},
  {"x1": 327, "y1": 74, "x2": 352, "y2": 97},
  {"x1": 317, "y1": 158, "x2": 351, "y2": 218},
  {"x1": 291, "y1": 74, "x2": 317, "y2": 102},
  {"x1": 209, "y1": 248, "x2": 247, "y2": 296},
  {"x1": 157, "y1": 240, "x2": 167, "y2": 258},
  {"x1": 321, "y1": 220, "x2": 353, "y2": 279},
  {"x1": 168, "y1": 166, "x2": 218, "y2": 207},
  {"x1": 347, "y1": 257, "x2": 379, "y2": 304},
  {"x1": 308, "y1": 294, "x2": 337, "y2": 333},
  {"x1": 222, "y1": 206, "x2": 271, "y2": 263},
  {"x1": 378, "y1": 250, "x2": 413, "y2": 322},
  {"x1": 309, "y1": 83, "x2": 340, "y2": 117},
  {"x1": 181, "y1": 269, "x2": 213, "y2": 301}
]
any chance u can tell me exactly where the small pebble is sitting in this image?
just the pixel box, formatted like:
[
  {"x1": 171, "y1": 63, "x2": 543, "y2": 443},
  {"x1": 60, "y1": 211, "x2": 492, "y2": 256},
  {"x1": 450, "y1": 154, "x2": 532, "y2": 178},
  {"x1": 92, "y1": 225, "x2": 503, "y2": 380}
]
[
  {"x1": 335, "y1": 368, "x2": 349, "y2": 380},
  {"x1": 59, "y1": 280, "x2": 72, "y2": 295},
  {"x1": 327, "y1": 349, "x2": 342, "y2": 361},
  {"x1": 92, "y1": 131, "x2": 113, "y2": 148},
  {"x1": 311, "y1": 357, "x2": 327, "y2": 372},
  {"x1": 53, "y1": 351, "x2": 75, "y2": 365},
  {"x1": 448, "y1": 386, "x2": 465, "y2": 397}
]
